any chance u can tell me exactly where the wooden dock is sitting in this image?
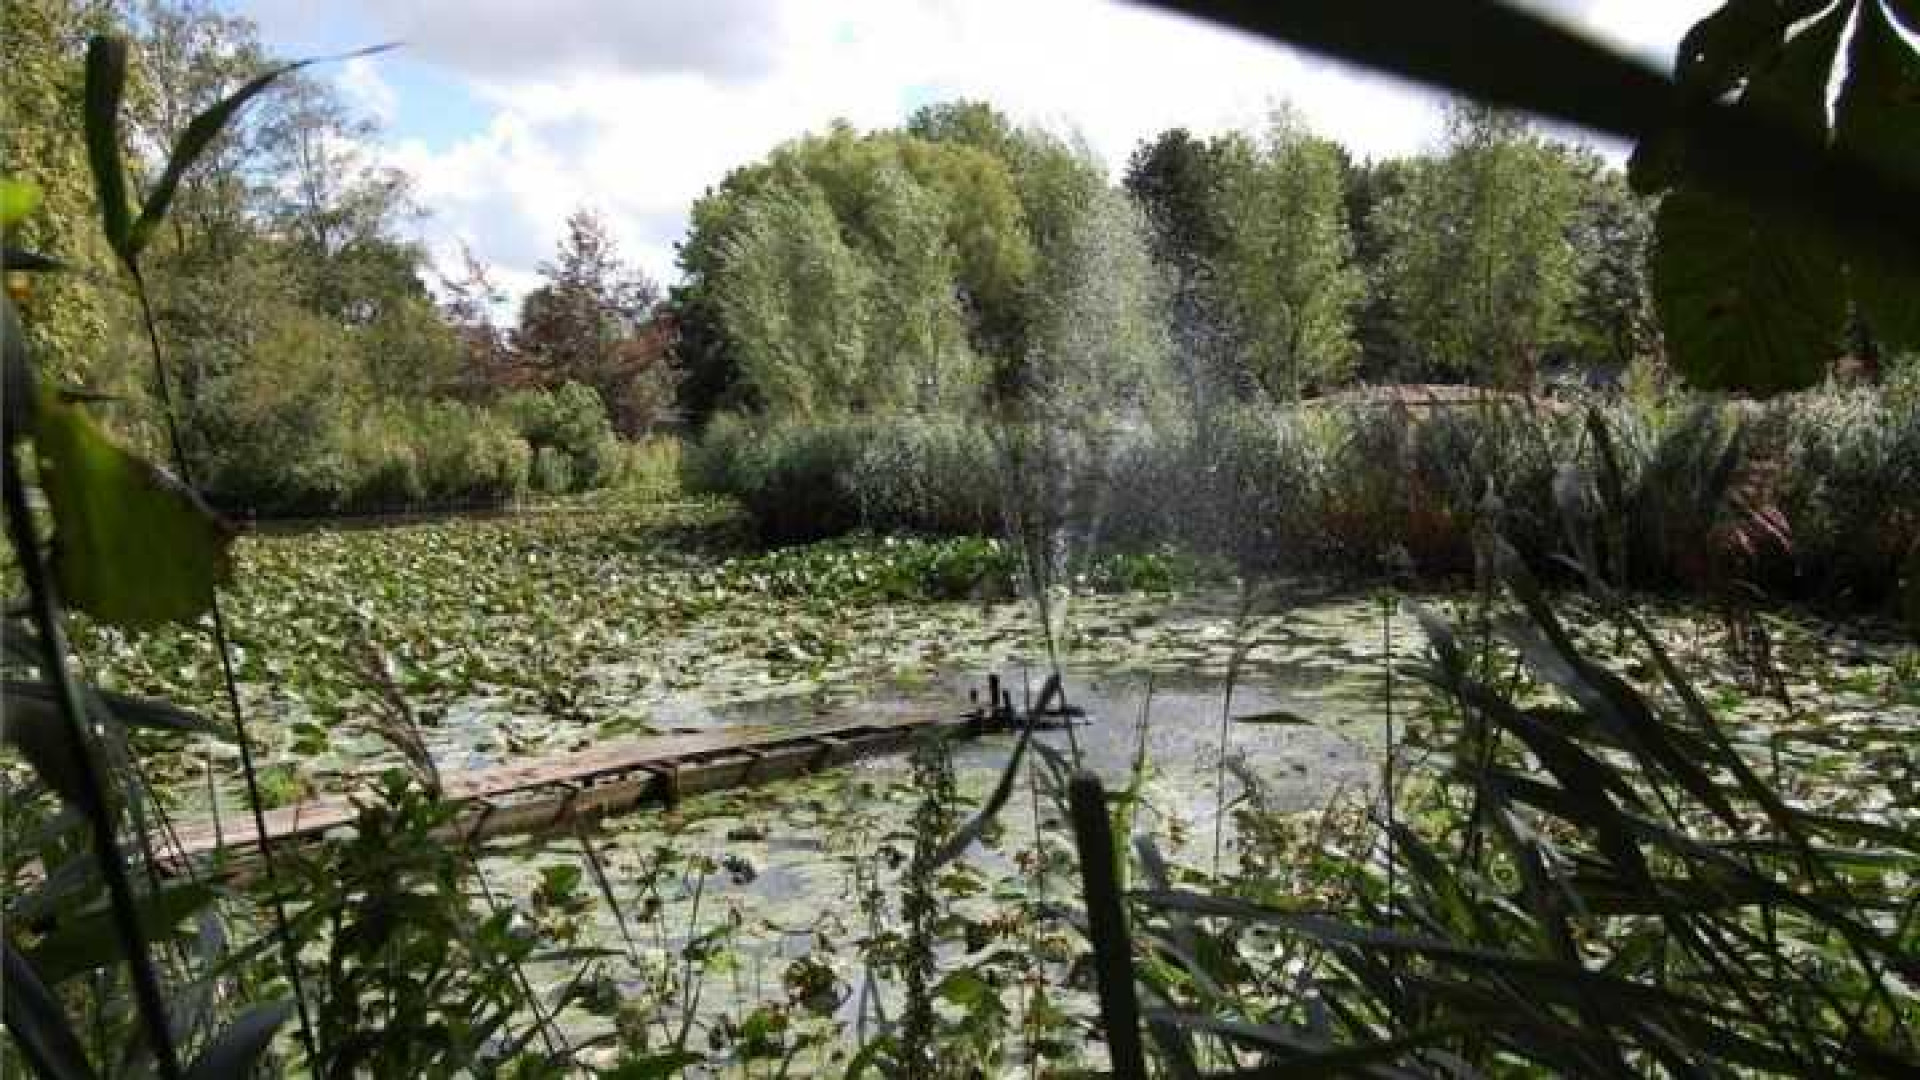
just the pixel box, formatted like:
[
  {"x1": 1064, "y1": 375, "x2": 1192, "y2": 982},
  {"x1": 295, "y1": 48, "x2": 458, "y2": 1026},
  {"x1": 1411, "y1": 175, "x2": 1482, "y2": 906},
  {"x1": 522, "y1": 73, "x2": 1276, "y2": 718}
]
[{"x1": 161, "y1": 713, "x2": 963, "y2": 873}]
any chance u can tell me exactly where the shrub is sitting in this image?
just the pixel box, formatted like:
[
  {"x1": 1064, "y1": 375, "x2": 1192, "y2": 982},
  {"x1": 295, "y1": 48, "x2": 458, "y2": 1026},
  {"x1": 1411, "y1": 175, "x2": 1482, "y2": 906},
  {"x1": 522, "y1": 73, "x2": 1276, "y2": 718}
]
[
  {"x1": 500, "y1": 381, "x2": 621, "y2": 494},
  {"x1": 529, "y1": 445, "x2": 576, "y2": 496},
  {"x1": 1763, "y1": 390, "x2": 1920, "y2": 605}
]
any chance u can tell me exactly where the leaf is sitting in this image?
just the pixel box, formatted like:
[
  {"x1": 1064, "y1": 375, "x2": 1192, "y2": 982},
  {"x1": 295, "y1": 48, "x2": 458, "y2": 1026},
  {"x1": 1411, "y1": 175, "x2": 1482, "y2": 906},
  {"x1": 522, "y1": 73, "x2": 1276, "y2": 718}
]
[
  {"x1": 33, "y1": 388, "x2": 233, "y2": 630},
  {"x1": 3, "y1": 249, "x2": 64, "y2": 272},
  {"x1": 1835, "y1": 0, "x2": 1920, "y2": 350},
  {"x1": 83, "y1": 37, "x2": 133, "y2": 261},
  {"x1": 1146, "y1": 1010, "x2": 1471, "y2": 1076},
  {"x1": 27, "y1": 881, "x2": 215, "y2": 984},
  {"x1": 1230, "y1": 710, "x2": 1312, "y2": 726},
  {"x1": 6, "y1": 681, "x2": 223, "y2": 738},
  {"x1": 935, "y1": 969, "x2": 995, "y2": 1009},
  {"x1": 0, "y1": 178, "x2": 43, "y2": 226},
  {"x1": 2, "y1": 941, "x2": 98, "y2": 1080},
  {"x1": 1068, "y1": 773, "x2": 1149, "y2": 1077},
  {"x1": 603, "y1": 1051, "x2": 704, "y2": 1079},
  {"x1": 1, "y1": 691, "x2": 90, "y2": 806},
  {"x1": 1650, "y1": 186, "x2": 1844, "y2": 394},
  {"x1": 182, "y1": 1001, "x2": 291, "y2": 1080}
]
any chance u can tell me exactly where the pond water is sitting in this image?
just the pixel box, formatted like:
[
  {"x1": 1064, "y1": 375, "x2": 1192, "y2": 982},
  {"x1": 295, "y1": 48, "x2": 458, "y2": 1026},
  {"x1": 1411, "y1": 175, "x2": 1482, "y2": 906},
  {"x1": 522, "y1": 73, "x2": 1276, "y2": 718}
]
[
  {"x1": 86, "y1": 512, "x2": 1912, "y2": 1073},
  {"x1": 454, "y1": 593, "x2": 1401, "y2": 1071}
]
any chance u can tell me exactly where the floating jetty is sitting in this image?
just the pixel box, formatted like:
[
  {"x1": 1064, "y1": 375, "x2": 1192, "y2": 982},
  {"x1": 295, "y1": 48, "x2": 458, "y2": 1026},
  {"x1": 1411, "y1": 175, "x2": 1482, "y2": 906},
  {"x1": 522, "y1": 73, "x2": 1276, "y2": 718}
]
[{"x1": 159, "y1": 673, "x2": 1086, "y2": 875}]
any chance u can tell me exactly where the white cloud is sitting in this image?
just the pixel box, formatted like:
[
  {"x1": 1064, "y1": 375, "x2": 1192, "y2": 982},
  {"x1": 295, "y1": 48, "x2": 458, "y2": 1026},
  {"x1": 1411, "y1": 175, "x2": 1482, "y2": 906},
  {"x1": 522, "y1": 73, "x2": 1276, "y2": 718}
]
[
  {"x1": 346, "y1": 0, "x2": 786, "y2": 82},
  {"x1": 335, "y1": 56, "x2": 397, "y2": 126},
  {"x1": 328, "y1": 0, "x2": 1719, "y2": 309}
]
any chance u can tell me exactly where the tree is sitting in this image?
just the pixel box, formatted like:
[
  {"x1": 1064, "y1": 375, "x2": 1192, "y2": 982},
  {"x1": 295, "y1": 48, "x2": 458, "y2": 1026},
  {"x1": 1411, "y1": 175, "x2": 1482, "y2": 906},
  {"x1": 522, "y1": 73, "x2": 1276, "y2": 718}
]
[
  {"x1": 710, "y1": 182, "x2": 875, "y2": 417},
  {"x1": 515, "y1": 208, "x2": 673, "y2": 434},
  {"x1": 1024, "y1": 182, "x2": 1170, "y2": 419},
  {"x1": 1564, "y1": 150, "x2": 1658, "y2": 373},
  {"x1": 438, "y1": 243, "x2": 514, "y2": 396},
  {"x1": 1214, "y1": 110, "x2": 1364, "y2": 399},
  {"x1": 1125, "y1": 128, "x2": 1235, "y2": 409},
  {"x1": 1341, "y1": 155, "x2": 1412, "y2": 379},
  {"x1": 681, "y1": 120, "x2": 1032, "y2": 418},
  {"x1": 2, "y1": 0, "x2": 122, "y2": 386},
  {"x1": 1374, "y1": 104, "x2": 1580, "y2": 385}
]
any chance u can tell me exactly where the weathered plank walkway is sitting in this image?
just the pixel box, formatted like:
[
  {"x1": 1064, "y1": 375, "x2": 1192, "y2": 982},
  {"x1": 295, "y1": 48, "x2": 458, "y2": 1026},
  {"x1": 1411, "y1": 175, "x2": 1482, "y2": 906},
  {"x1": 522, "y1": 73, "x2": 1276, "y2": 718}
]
[{"x1": 162, "y1": 713, "x2": 963, "y2": 873}]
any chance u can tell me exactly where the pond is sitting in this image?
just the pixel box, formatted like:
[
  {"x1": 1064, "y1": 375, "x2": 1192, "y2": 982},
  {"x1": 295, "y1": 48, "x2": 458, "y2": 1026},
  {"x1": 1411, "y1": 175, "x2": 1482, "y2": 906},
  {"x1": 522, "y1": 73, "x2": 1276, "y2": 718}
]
[{"x1": 63, "y1": 505, "x2": 1918, "y2": 1074}]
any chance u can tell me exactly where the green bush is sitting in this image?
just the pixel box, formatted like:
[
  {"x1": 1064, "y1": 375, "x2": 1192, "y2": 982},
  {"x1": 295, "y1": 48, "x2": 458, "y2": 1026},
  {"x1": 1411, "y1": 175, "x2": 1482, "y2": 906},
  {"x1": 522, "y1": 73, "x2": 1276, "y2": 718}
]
[
  {"x1": 500, "y1": 381, "x2": 622, "y2": 494},
  {"x1": 1762, "y1": 390, "x2": 1920, "y2": 605},
  {"x1": 596, "y1": 435, "x2": 683, "y2": 501},
  {"x1": 528, "y1": 445, "x2": 576, "y2": 496}
]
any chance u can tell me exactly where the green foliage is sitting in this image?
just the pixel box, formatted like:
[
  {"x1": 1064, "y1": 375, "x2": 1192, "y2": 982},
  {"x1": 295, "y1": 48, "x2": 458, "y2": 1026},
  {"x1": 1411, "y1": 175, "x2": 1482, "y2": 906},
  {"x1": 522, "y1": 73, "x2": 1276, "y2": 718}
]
[
  {"x1": 500, "y1": 381, "x2": 620, "y2": 495},
  {"x1": 32, "y1": 387, "x2": 233, "y2": 629},
  {"x1": 1374, "y1": 105, "x2": 1582, "y2": 384},
  {"x1": 1214, "y1": 109, "x2": 1364, "y2": 399},
  {"x1": 690, "y1": 123, "x2": 1034, "y2": 417},
  {"x1": 1, "y1": 0, "x2": 120, "y2": 384},
  {"x1": 687, "y1": 413, "x2": 999, "y2": 543},
  {"x1": 1095, "y1": 568, "x2": 1920, "y2": 1075},
  {"x1": 694, "y1": 390, "x2": 1918, "y2": 610},
  {"x1": 513, "y1": 209, "x2": 673, "y2": 436},
  {"x1": 281, "y1": 773, "x2": 559, "y2": 1077}
]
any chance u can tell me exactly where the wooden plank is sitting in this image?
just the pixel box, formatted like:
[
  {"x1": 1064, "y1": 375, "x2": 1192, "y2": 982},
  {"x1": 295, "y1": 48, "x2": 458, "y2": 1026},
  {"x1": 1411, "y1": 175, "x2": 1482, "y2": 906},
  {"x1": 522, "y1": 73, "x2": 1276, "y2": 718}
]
[{"x1": 158, "y1": 713, "x2": 963, "y2": 873}]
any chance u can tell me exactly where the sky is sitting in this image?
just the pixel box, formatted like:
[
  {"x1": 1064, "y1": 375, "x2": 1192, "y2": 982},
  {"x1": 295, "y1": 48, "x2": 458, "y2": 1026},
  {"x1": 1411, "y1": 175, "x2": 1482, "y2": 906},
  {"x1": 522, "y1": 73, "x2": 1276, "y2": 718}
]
[{"x1": 230, "y1": 0, "x2": 1720, "y2": 304}]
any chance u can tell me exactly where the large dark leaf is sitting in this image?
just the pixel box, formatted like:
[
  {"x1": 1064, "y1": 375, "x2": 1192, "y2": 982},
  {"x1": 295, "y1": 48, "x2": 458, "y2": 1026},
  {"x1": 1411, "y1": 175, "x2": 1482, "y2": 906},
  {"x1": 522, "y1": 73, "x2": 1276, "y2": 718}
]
[
  {"x1": 3, "y1": 940, "x2": 98, "y2": 1080},
  {"x1": 181, "y1": 1002, "x2": 291, "y2": 1080},
  {"x1": 27, "y1": 880, "x2": 215, "y2": 985},
  {"x1": 7, "y1": 681, "x2": 223, "y2": 737},
  {"x1": 1650, "y1": 187, "x2": 1844, "y2": 394},
  {"x1": 2, "y1": 692, "x2": 90, "y2": 806},
  {"x1": 1647, "y1": 4, "x2": 1858, "y2": 393},
  {"x1": 32, "y1": 389, "x2": 233, "y2": 629},
  {"x1": 82, "y1": 37, "x2": 133, "y2": 261},
  {"x1": 1835, "y1": 0, "x2": 1920, "y2": 350}
]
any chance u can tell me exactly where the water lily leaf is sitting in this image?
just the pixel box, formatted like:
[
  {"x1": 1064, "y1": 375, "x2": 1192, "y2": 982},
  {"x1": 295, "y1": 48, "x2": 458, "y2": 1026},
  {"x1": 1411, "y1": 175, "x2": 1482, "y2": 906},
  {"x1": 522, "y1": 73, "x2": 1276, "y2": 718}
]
[
  {"x1": 1650, "y1": 187, "x2": 1843, "y2": 394},
  {"x1": 0, "y1": 178, "x2": 42, "y2": 227},
  {"x1": 32, "y1": 388, "x2": 233, "y2": 629}
]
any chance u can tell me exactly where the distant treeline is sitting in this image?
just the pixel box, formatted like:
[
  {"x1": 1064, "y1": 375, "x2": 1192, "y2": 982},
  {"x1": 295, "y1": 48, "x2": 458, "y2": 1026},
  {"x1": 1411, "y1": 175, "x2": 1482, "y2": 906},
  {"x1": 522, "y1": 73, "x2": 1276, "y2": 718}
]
[
  {"x1": 8, "y1": 0, "x2": 677, "y2": 513},
  {"x1": 666, "y1": 100, "x2": 1684, "y2": 426}
]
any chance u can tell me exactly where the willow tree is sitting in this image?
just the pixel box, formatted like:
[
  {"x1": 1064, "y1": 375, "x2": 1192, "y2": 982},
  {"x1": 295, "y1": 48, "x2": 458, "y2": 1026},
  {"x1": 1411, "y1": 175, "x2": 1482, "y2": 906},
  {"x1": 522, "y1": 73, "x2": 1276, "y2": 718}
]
[
  {"x1": 710, "y1": 182, "x2": 875, "y2": 417},
  {"x1": 1215, "y1": 109, "x2": 1363, "y2": 400},
  {"x1": 680, "y1": 123, "x2": 1031, "y2": 418},
  {"x1": 1375, "y1": 104, "x2": 1580, "y2": 385}
]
